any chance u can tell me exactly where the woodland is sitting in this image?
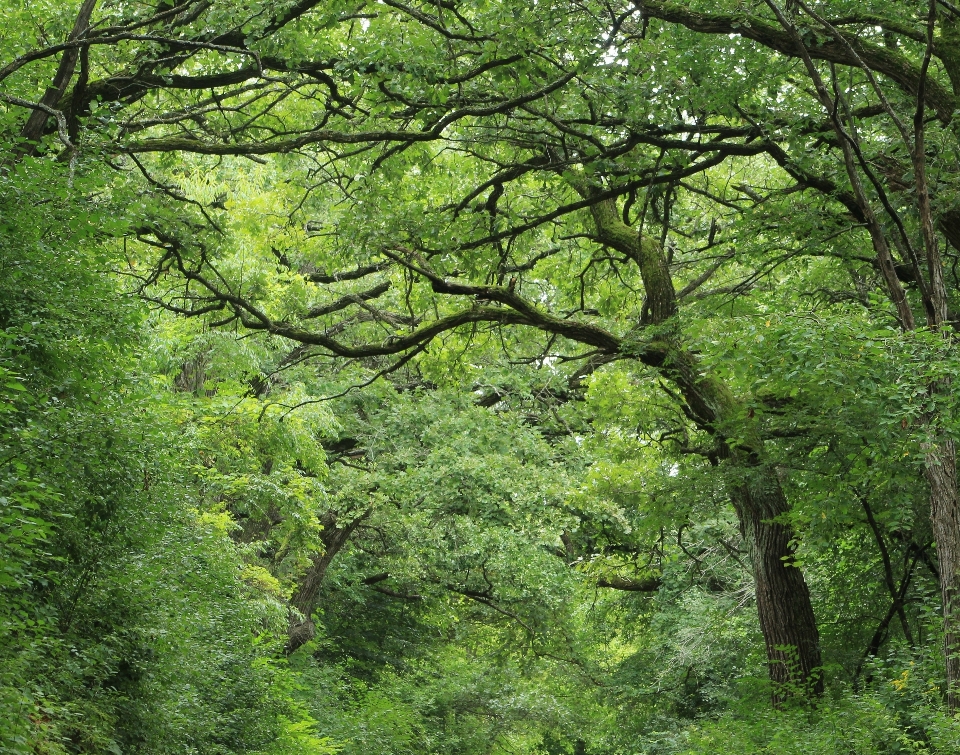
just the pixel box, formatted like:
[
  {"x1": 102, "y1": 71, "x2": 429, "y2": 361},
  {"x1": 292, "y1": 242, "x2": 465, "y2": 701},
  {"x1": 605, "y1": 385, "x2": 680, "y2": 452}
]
[{"x1": 4, "y1": 0, "x2": 960, "y2": 753}]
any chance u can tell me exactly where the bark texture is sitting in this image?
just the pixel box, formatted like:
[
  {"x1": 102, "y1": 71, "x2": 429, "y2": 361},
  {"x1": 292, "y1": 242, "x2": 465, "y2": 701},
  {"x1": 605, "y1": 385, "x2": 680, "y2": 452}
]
[
  {"x1": 730, "y1": 469, "x2": 823, "y2": 697},
  {"x1": 16, "y1": 0, "x2": 97, "y2": 156},
  {"x1": 926, "y1": 439, "x2": 960, "y2": 709}
]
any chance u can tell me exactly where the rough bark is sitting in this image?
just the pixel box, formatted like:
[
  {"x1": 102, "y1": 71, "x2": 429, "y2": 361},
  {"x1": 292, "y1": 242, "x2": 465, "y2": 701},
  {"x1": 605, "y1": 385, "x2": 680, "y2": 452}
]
[
  {"x1": 587, "y1": 196, "x2": 677, "y2": 325},
  {"x1": 926, "y1": 439, "x2": 960, "y2": 709},
  {"x1": 729, "y1": 467, "x2": 823, "y2": 698},
  {"x1": 914, "y1": 5, "x2": 960, "y2": 710},
  {"x1": 16, "y1": 0, "x2": 97, "y2": 157}
]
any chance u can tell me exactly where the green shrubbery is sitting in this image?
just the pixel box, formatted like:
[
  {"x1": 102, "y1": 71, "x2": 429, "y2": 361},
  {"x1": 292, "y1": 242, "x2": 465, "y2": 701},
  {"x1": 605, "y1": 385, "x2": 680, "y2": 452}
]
[{"x1": 0, "y1": 158, "x2": 331, "y2": 755}]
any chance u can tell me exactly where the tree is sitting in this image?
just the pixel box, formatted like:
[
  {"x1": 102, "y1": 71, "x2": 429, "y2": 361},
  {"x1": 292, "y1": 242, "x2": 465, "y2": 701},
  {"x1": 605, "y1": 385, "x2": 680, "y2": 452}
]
[
  {"x1": 6, "y1": 0, "x2": 960, "y2": 712},
  {"x1": 635, "y1": 0, "x2": 960, "y2": 707}
]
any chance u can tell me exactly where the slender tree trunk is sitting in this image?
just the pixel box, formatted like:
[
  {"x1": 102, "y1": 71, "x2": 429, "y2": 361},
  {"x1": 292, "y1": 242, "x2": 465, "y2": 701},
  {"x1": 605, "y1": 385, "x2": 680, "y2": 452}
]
[
  {"x1": 926, "y1": 439, "x2": 960, "y2": 709},
  {"x1": 768, "y1": 2, "x2": 960, "y2": 707},
  {"x1": 919, "y1": 5, "x2": 960, "y2": 712}
]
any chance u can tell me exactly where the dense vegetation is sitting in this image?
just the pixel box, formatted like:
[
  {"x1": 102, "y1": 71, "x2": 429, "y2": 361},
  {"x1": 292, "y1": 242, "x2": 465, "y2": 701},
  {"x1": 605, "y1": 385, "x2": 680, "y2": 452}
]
[{"x1": 4, "y1": 0, "x2": 960, "y2": 752}]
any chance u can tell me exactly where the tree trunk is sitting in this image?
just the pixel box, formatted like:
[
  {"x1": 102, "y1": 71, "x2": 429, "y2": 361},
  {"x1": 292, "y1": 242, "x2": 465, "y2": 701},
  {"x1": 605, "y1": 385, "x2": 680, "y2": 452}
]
[
  {"x1": 661, "y1": 345, "x2": 824, "y2": 701},
  {"x1": 730, "y1": 467, "x2": 823, "y2": 700},
  {"x1": 572, "y1": 182, "x2": 824, "y2": 701},
  {"x1": 15, "y1": 0, "x2": 97, "y2": 158},
  {"x1": 766, "y1": 4, "x2": 960, "y2": 706},
  {"x1": 926, "y1": 438, "x2": 960, "y2": 709},
  {"x1": 286, "y1": 510, "x2": 365, "y2": 654}
]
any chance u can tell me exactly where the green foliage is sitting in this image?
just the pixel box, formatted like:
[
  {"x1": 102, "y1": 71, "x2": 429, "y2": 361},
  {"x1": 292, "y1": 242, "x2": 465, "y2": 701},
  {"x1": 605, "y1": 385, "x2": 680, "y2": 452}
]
[
  {"x1": 0, "y1": 156, "x2": 332, "y2": 755},
  {"x1": 5, "y1": 1, "x2": 960, "y2": 753}
]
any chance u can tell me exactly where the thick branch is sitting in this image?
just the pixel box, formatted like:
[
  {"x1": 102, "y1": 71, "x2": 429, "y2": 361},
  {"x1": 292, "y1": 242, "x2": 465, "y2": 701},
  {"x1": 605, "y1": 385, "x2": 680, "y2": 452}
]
[
  {"x1": 596, "y1": 575, "x2": 662, "y2": 591},
  {"x1": 304, "y1": 281, "x2": 391, "y2": 319},
  {"x1": 638, "y1": 1, "x2": 955, "y2": 121},
  {"x1": 16, "y1": 0, "x2": 96, "y2": 157}
]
